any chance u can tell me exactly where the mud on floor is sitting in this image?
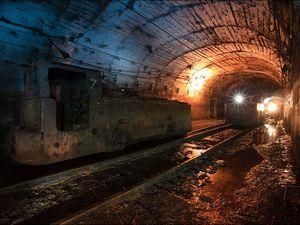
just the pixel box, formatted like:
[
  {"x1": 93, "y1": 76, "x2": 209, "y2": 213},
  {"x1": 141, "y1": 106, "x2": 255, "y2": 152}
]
[
  {"x1": 0, "y1": 128, "x2": 241, "y2": 224},
  {"x1": 75, "y1": 126, "x2": 299, "y2": 225}
]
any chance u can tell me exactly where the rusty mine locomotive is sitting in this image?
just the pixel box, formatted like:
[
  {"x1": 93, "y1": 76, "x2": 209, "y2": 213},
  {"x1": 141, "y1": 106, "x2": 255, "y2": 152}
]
[{"x1": 8, "y1": 63, "x2": 191, "y2": 165}]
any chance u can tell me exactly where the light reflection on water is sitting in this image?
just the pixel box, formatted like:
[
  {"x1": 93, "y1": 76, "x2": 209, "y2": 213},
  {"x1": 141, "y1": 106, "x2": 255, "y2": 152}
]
[
  {"x1": 255, "y1": 124, "x2": 278, "y2": 144},
  {"x1": 176, "y1": 129, "x2": 241, "y2": 161},
  {"x1": 264, "y1": 124, "x2": 277, "y2": 137},
  {"x1": 206, "y1": 147, "x2": 263, "y2": 193},
  {"x1": 177, "y1": 139, "x2": 215, "y2": 160}
]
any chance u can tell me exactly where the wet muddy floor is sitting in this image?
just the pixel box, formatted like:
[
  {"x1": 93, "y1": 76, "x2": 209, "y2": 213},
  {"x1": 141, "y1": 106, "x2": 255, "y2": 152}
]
[
  {"x1": 206, "y1": 147, "x2": 263, "y2": 193},
  {"x1": 68, "y1": 126, "x2": 299, "y2": 225},
  {"x1": 0, "y1": 125, "x2": 230, "y2": 188},
  {"x1": 0, "y1": 121, "x2": 224, "y2": 188},
  {"x1": 0, "y1": 129, "x2": 241, "y2": 224}
]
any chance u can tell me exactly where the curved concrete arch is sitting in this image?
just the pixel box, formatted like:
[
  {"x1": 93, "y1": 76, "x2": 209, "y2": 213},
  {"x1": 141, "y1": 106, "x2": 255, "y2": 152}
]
[
  {"x1": 159, "y1": 62, "x2": 280, "y2": 100},
  {"x1": 151, "y1": 24, "x2": 275, "y2": 53},
  {"x1": 132, "y1": 41, "x2": 278, "y2": 84},
  {"x1": 125, "y1": 0, "x2": 271, "y2": 44},
  {"x1": 166, "y1": 55, "x2": 281, "y2": 90},
  {"x1": 161, "y1": 42, "x2": 277, "y2": 69},
  {"x1": 204, "y1": 71, "x2": 281, "y2": 89},
  {"x1": 171, "y1": 70, "x2": 281, "y2": 100},
  {"x1": 134, "y1": 50, "x2": 279, "y2": 82},
  {"x1": 140, "y1": 1, "x2": 265, "y2": 25},
  {"x1": 174, "y1": 57, "x2": 280, "y2": 79},
  {"x1": 111, "y1": 1, "x2": 278, "y2": 92},
  {"x1": 133, "y1": 44, "x2": 279, "y2": 91},
  {"x1": 165, "y1": 49, "x2": 280, "y2": 75},
  {"x1": 169, "y1": 58, "x2": 282, "y2": 99},
  {"x1": 133, "y1": 24, "x2": 276, "y2": 73},
  {"x1": 126, "y1": 6, "x2": 277, "y2": 80}
]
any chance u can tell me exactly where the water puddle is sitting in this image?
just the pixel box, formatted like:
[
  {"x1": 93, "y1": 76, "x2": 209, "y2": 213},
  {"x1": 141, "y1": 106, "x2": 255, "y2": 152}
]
[
  {"x1": 172, "y1": 129, "x2": 241, "y2": 163},
  {"x1": 206, "y1": 147, "x2": 263, "y2": 193}
]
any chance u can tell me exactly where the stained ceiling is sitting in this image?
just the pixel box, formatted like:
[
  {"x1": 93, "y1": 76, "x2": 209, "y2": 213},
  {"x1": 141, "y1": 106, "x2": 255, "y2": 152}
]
[{"x1": 0, "y1": 0, "x2": 291, "y2": 100}]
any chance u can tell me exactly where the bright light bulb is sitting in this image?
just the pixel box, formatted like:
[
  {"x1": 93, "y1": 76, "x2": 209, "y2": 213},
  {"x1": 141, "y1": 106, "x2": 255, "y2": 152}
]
[
  {"x1": 267, "y1": 102, "x2": 278, "y2": 112},
  {"x1": 189, "y1": 68, "x2": 212, "y2": 92},
  {"x1": 257, "y1": 103, "x2": 265, "y2": 111},
  {"x1": 234, "y1": 94, "x2": 244, "y2": 104},
  {"x1": 264, "y1": 98, "x2": 271, "y2": 104}
]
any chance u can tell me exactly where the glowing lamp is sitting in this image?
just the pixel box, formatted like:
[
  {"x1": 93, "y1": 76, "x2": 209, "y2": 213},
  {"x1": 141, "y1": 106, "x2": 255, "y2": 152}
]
[
  {"x1": 266, "y1": 102, "x2": 278, "y2": 113},
  {"x1": 234, "y1": 94, "x2": 244, "y2": 104},
  {"x1": 257, "y1": 103, "x2": 265, "y2": 111},
  {"x1": 264, "y1": 98, "x2": 271, "y2": 104},
  {"x1": 188, "y1": 68, "x2": 212, "y2": 93}
]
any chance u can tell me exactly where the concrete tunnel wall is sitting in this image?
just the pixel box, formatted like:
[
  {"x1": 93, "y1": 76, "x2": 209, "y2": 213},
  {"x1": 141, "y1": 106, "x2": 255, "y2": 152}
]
[{"x1": 283, "y1": 3, "x2": 300, "y2": 168}]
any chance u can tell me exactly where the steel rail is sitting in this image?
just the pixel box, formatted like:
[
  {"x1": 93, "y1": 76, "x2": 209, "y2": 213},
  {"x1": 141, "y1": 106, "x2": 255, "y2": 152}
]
[
  {"x1": 57, "y1": 127, "x2": 252, "y2": 225},
  {"x1": 0, "y1": 123, "x2": 230, "y2": 193},
  {"x1": 0, "y1": 123, "x2": 232, "y2": 224}
]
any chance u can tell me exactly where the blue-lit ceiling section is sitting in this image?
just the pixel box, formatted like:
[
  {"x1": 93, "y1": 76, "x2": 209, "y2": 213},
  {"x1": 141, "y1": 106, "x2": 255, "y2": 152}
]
[{"x1": 0, "y1": 0, "x2": 282, "y2": 98}]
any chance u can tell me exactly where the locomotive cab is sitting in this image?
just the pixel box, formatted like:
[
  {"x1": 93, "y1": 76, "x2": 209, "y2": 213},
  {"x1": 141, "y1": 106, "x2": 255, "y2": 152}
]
[
  {"x1": 48, "y1": 68, "x2": 89, "y2": 131},
  {"x1": 9, "y1": 63, "x2": 102, "y2": 165},
  {"x1": 9, "y1": 62, "x2": 191, "y2": 165}
]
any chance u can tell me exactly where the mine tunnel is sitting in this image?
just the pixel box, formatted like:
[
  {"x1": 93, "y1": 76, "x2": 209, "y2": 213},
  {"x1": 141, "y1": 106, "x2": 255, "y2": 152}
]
[{"x1": 0, "y1": 0, "x2": 300, "y2": 224}]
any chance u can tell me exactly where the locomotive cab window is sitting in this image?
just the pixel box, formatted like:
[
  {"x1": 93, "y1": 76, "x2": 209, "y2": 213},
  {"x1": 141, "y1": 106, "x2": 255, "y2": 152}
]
[{"x1": 48, "y1": 68, "x2": 89, "y2": 131}]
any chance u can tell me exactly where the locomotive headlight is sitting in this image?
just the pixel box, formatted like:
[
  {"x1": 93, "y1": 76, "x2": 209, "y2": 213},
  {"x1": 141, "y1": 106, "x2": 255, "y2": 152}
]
[
  {"x1": 266, "y1": 102, "x2": 278, "y2": 113},
  {"x1": 264, "y1": 97, "x2": 271, "y2": 104},
  {"x1": 257, "y1": 103, "x2": 265, "y2": 111},
  {"x1": 234, "y1": 94, "x2": 244, "y2": 104}
]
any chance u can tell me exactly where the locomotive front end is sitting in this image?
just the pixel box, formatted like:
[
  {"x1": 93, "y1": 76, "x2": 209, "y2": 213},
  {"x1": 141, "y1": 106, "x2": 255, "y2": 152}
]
[
  {"x1": 8, "y1": 129, "x2": 44, "y2": 165},
  {"x1": 7, "y1": 97, "x2": 55, "y2": 165},
  {"x1": 7, "y1": 97, "x2": 44, "y2": 165}
]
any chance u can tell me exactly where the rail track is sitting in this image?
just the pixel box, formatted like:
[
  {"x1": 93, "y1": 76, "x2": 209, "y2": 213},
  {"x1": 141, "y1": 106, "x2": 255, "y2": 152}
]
[
  {"x1": 0, "y1": 123, "x2": 251, "y2": 224},
  {"x1": 0, "y1": 121, "x2": 225, "y2": 189},
  {"x1": 57, "y1": 126, "x2": 252, "y2": 225}
]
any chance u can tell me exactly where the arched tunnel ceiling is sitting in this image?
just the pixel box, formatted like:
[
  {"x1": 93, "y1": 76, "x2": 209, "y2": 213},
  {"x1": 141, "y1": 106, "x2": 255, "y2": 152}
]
[
  {"x1": 207, "y1": 73, "x2": 281, "y2": 97},
  {"x1": 0, "y1": 0, "x2": 284, "y2": 100}
]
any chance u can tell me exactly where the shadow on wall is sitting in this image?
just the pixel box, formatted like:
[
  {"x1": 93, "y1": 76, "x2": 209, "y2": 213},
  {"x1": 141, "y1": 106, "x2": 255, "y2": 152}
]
[
  {"x1": 191, "y1": 105, "x2": 210, "y2": 120},
  {"x1": 0, "y1": 91, "x2": 21, "y2": 162},
  {"x1": 284, "y1": 81, "x2": 300, "y2": 173},
  {"x1": 0, "y1": 64, "x2": 24, "y2": 161},
  {"x1": 190, "y1": 97, "x2": 225, "y2": 120}
]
